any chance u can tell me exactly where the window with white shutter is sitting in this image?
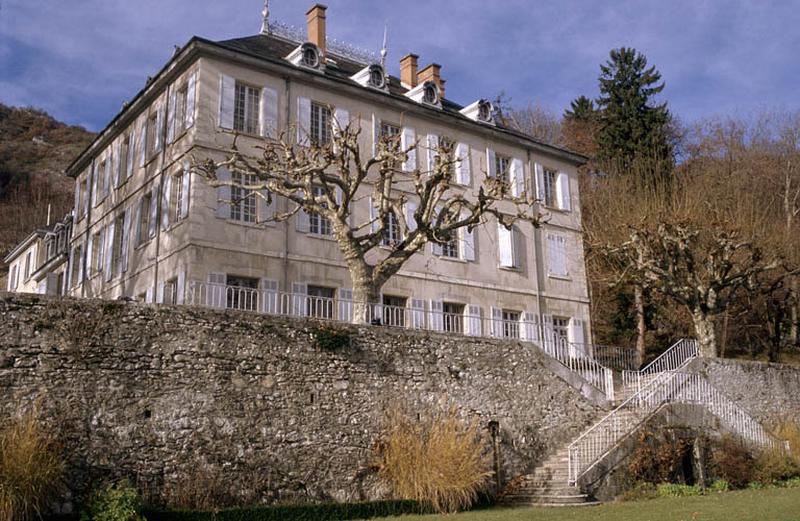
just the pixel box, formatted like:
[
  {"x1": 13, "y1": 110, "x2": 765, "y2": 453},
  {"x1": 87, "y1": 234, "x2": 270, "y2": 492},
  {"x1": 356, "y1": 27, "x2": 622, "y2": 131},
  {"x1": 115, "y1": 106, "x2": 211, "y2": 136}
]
[
  {"x1": 261, "y1": 86, "x2": 278, "y2": 138},
  {"x1": 556, "y1": 172, "x2": 571, "y2": 211},
  {"x1": 401, "y1": 127, "x2": 416, "y2": 171},
  {"x1": 411, "y1": 299, "x2": 426, "y2": 329},
  {"x1": 498, "y1": 223, "x2": 516, "y2": 268},
  {"x1": 455, "y1": 142, "x2": 471, "y2": 185}
]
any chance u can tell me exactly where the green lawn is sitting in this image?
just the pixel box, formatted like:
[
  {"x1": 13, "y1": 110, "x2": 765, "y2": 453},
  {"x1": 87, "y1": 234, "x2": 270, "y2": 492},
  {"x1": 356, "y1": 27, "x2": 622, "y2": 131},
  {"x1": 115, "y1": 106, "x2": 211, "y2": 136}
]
[{"x1": 382, "y1": 488, "x2": 800, "y2": 521}]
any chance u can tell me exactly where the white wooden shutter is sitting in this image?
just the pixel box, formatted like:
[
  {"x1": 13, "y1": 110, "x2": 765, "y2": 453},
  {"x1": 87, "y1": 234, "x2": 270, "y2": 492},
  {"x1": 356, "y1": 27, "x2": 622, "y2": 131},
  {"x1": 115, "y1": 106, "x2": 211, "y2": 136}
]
[
  {"x1": 498, "y1": 223, "x2": 514, "y2": 267},
  {"x1": 426, "y1": 134, "x2": 439, "y2": 171},
  {"x1": 215, "y1": 167, "x2": 231, "y2": 219},
  {"x1": 185, "y1": 71, "x2": 197, "y2": 129},
  {"x1": 86, "y1": 233, "x2": 94, "y2": 274},
  {"x1": 510, "y1": 158, "x2": 524, "y2": 197},
  {"x1": 76, "y1": 244, "x2": 84, "y2": 284},
  {"x1": 461, "y1": 211, "x2": 475, "y2": 261},
  {"x1": 371, "y1": 114, "x2": 380, "y2": 157},
  {"x1": 154, "y1": 104, "x2": 164, "y2": 153},
  {"x1": 219, "y1": 74, "x2": 235, "y2": 129},
  {"x1": 557, "y1": 172, "x2": 571, "y2": 211},
  {"x1": 113, "y1": 141, "x2": 123, "y2": 188},
  {"x1": 175, "y1": 270, "x2": 186, "y2": 305},
  {"x1": 120, "y1": 208, "x2": 131, "y2": 273},
  {"x1": 91, "y1": 161, "x2": 99, "y2": 207},
  {"x1": 411, "y1": 298, "x2": 425, "y2": 329},
  {"x1": 132, "y1": 197, "x2": 143, "y2": 248},
  {"x1": 455, "y1": 142, "x2": 471, "y2": 185},
  {"x1": 405, "y1": 200, "x2": 418, "y2": 233},
  {"x1": 296, "y1": 96, "x2": 311, "y2": 145},
  {"x1": 161, "y1": 174, "x2": 172, "y2": 230},
  {"x1": 535, "y1": 163, "x2": 545, "y2": 202},
  {"x1": 338, "y1": 288, "x2": 353, "y2": 322},
  {"x1": 96, "y1": 228, "x2": 105, "y2": 275},
  {"x1": 486, "y1": 148, "x2": 497, "y2": 178},
  {"x1": 138, "y1": 118, "x2": 147, "y2": 167},
  {"x1": 179, "y1": 168, "x2": 191, "y2": 219},
  {"x1": 490, "y1": 307, "x2": 502, "y2": 338},
  {"x1": 167, "y1": 89, "x2": 177, "y2": 143},
  {"x1": 368, "y1": 196, "x2": 378, "y2": 233},
  {"x1": 569, "y1": 318, "x2": 585, "y2": 346},
  {"x1": 126, "y1": 132, "x2": 135, "y2": 178},
  {"x1": 401, "y1": 127, "x2": 416, "y2": 171},
  {"x1": 73, "y1": 178, "x2": 81, "y2": 218},
  {"x1": 261, "y1": 86, "x2": 278, "y2": 138},
  {"x1": 208, "y1": 272, "x2": 226, "y2": 308},
  {"x1": 521, "y1": 312, "x2": 538, "y2": 342},
  {"x1": 156, "y1": 282, "x2": 165, "y2": 304},
  {"x1": 104, "y1": 223, "x2": 114, "y2": 281},
  {"x1": 429, "y1": 299, "x2": 443, "y2": 331},
  {"x1": 145, "y1": 286, "x2": 154, "y2": 303},
  {"x1": 542, "y1": 314, "x2": 555, "y2": 353},
  {"x1": 547, "y1": 234, "x2": 568, "y2": 276},
  {"x1": 103, "y1": 152, "x2": 112, "y2": 198},
  {"x1": 148, "y1": 183, "x2": 160, "y2": 238},
  {"x1": 259, "y1": 278, "x2": 279, "y2": 314},
  {"x1": 258, "y1": 188, "x2": 274, "y2": 223},
  {"x1": 333, "y1": 107, "x2": 349, "y2": 135},
  {"x1": 291, "y1": 282, "x2": 307, "y2": 316},
  {"x1": 466, "y1": 305, "x2": 481, "y2": 336},
  {"x1": 295, "y1": 189, "x2": 310, "y2": 232}
]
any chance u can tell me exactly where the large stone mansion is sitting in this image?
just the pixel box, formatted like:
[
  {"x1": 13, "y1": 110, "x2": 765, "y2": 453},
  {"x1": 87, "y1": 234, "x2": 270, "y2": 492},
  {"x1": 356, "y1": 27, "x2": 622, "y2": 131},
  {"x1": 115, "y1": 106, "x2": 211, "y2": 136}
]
[{"x1": 5, "y1": 3, "x2": 591, "y2": 348}]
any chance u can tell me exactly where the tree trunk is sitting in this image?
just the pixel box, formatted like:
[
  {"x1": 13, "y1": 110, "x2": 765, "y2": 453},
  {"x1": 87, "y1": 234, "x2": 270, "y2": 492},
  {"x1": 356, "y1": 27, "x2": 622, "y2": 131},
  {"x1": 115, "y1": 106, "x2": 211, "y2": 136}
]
[
  {"x1": 791, "y1": 277, "x2": 799, "y2": 348},
  {"x1": 692, "y1": 311, "x2": 718, "y2": 358},
  {"x1": 352, "y1": 281, "x2": 381, "y2": 325},
  {"x1": 634, "y1": 284, "x2": 646, "y2": 367}
]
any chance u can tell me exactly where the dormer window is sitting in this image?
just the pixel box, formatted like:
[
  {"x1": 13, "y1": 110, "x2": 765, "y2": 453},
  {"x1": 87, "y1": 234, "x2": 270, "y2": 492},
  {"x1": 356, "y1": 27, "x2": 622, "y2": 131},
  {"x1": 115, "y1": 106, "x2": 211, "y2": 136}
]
[
  {"x1": 423, "y1": 82, "x2": 439, "y2": 105},
  {"x1": 405, "y1": 80, "x2": 442, "y2": 109},
  {"x1": 302, "y1": 43, "x2": 320, "y2": 68},
  {"x1": 350, "y1": 64, "x2": 388, "y2": 91},
  {"x1": 286, "y1": 43, "x2": 323, "y2": 71},
  {"x1": 460, "y1": 99, "x2": 495, "y2": 125}
]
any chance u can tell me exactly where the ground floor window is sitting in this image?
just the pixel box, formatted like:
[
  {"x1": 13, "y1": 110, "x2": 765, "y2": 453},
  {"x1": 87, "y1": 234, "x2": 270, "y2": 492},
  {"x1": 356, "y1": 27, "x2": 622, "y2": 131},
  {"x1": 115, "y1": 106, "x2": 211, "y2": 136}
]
[
  {"x1": 553, "y1": 316, "x2": 569, "y2": 343},
  {"x1": 226, "y1": 275, "x2": 258, "y2": 310},
  {"x1": 307, "y1": 285, "x2": 336, "y2": 318},
  {"x1": 382, "y1": 295, "x2": 407, "y2": 327},
  {"x1": 502, "y1": 309, "x2": 521, "y2": 339},
  {"x1": 442, "y1": 302, "x2": 464, "y2": 333}
]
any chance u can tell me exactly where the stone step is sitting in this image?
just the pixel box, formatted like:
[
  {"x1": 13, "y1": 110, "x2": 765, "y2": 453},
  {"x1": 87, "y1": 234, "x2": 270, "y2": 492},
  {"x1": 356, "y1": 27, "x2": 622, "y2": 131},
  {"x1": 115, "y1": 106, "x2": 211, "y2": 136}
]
[{"x1": 501, "y1": 493, "x2": 598, "y2": 506}]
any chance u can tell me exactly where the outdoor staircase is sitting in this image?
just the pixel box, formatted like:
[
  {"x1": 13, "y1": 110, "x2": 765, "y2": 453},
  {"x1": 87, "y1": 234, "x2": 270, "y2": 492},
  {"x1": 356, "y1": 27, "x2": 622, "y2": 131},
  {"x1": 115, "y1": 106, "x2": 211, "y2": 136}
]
[{"x1": 502, "y1": 338, "x2": 787, "y2": 508}]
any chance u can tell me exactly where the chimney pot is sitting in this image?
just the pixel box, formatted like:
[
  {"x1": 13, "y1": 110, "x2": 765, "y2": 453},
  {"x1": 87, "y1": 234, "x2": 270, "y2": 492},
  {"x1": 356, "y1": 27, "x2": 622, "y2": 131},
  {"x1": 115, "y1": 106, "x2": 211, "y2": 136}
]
[
  {"x1": 400, "y1": 53, "x2": 419, "y2": 88},
  {"x1": 418, "y1": 63, "x2": 445, "y2": 98},
  {"x1": 306, "y1": 4, "x2": 327, "y2": 57}
]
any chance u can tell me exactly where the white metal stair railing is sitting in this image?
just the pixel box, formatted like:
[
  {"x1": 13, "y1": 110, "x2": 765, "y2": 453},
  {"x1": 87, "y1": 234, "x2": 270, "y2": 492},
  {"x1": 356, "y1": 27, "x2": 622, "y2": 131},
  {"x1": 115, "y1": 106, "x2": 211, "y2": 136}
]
[
  {"x1": 186, "y1": 280, "x2": 616, "y2": 400},
  {"x1": 622, "y1": 338, "x2": 699, "y2": 394},
  {"x1": 567, "y1": 368, "x2": 787, "y2": 486}
]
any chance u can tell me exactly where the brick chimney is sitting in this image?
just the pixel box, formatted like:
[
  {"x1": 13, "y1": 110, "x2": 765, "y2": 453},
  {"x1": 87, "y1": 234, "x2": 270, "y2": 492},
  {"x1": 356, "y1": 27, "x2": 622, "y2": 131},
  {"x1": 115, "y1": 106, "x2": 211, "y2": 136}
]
[
  {"x1": 400, "y1": 54, "x2": 419, "y2": 88},
  {"x1": 418, "y1": 63, "x2": 445, "y2": 98},
  {"x1": 306, "y1": 4, "x2": 327, "y2": 56}
]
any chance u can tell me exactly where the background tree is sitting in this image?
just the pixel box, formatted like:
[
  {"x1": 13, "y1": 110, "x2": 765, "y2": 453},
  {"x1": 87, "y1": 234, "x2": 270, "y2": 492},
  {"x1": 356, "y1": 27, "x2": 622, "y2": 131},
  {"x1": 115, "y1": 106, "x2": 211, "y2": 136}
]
[
  {"x1": 194, "y1": 122, "x2": 542, "y2": 323},
  {"x1": 492, "y1": 93, "x2": 564, "y2": 147},
  {"x1": 563, "y1": 96, "x2": 599, "y2": 158}
]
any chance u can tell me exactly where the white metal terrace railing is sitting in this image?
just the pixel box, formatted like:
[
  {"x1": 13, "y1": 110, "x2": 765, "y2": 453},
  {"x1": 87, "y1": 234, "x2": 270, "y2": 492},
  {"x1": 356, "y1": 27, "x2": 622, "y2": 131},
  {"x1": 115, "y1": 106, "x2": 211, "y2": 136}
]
[
  {"x1": 567, "y1": 368, "x2": 786, "y2": 485},
  {"x1": 622, "y1": 338, "x2": 699, "y2": 391},
  {"x1": 186, "y1": 281, "x2": 615, "y2": 400},
  {"x1": 587, "y1": 344, "x2": 641, "y2": 371}
]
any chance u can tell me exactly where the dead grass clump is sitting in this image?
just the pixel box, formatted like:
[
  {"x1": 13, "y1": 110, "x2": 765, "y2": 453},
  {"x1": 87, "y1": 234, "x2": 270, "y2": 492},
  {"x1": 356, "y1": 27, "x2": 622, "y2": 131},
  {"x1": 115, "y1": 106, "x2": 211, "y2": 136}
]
[
  {"x1": 374, "y1": 406, "x2": 491, "y2": 514},
  {"x1": 0, "y1": 408, "x2": 64, "y2": 521}
]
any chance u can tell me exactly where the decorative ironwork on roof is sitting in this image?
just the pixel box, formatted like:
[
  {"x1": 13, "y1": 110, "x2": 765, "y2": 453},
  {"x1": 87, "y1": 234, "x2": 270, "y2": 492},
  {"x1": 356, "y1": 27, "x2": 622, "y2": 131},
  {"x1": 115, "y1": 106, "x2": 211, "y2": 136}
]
[{"x1": 267, "y1": 20, "x2": 377, "y2": 65}]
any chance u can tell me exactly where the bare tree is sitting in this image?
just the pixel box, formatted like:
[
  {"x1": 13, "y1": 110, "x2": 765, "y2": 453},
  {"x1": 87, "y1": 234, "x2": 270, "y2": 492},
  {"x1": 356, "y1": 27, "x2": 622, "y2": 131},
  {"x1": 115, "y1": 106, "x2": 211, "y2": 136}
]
[
  {"x1": 614, "y1": 223, "x2": 783, "y2": 357},
  {"x1": 193, "y1": 122, "x2": 543, "y2": 323}
]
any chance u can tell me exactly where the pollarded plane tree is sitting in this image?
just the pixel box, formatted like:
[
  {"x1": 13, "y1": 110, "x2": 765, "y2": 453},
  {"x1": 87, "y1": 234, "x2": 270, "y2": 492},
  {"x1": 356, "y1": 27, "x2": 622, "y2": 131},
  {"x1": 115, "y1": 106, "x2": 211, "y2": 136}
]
[{"x1": 193, "y1": 118, "x2": 543, "y2": 323}]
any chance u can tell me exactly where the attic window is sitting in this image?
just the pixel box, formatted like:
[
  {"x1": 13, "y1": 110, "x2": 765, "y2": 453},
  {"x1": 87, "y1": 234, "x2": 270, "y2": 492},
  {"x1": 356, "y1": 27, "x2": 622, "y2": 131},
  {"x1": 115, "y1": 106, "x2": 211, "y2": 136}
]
[
  {"x1": 423, "y1": 82, "x2": 439, "y2": 105},
  {"x1": 368, "y1": 65, "x2": 386, "y2": 89},
  {"x1": 478, "y1": 101, "x2": 492, "y2": 122},
  {"x1": 302, "y1": 43, "x2": 320, "y2": 68}
]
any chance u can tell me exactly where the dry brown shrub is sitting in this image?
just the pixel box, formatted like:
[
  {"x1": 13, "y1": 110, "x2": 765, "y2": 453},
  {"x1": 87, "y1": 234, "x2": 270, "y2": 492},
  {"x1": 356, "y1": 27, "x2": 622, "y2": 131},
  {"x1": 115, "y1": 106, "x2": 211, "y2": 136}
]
[
  {"x1": 752, "y1": 418, "x2": 800, "y2": 484},
  {"x1": 374, "y1": 405, "x2": 491, "y2": 514},
  {"x1": 626, "y1": 429, "x2": 691, "y2": 484},
  {"x1": 710, "y1": 435, "x2": 755, "y2": 488},
  {"x1": 0, "y1": 407, "x2": 64, "y2": 520}
]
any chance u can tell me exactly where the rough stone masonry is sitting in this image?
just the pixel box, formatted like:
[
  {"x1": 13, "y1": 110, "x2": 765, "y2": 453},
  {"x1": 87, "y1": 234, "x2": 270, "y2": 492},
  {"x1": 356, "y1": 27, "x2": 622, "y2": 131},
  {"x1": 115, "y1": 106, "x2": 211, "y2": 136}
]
[{"x1": 0, "y1": 293, "x2": 604, "y2": 508}]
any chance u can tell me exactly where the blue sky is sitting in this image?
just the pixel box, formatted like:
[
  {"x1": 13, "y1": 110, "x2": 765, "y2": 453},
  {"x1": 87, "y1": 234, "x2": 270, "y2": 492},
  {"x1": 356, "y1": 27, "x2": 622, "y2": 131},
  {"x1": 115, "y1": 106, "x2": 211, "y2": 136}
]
[{"x1": 1, "y1": 0, "x2": 799, "y2": 132}]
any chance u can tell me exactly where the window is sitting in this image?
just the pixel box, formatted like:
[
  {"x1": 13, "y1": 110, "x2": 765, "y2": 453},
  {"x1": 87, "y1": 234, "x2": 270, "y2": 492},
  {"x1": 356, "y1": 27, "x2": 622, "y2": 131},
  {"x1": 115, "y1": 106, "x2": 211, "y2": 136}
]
[
  {"x1": 307, "y1": 285, "x2": 335, "y2": 319},
  {"x1": 423, "y1": 82, "x2": 439, "y2": 105},
  {"x1": 310, "y1": 102, "x2": 332, "y2": 145},
  {"x1": 547, "y1": 233, "x2": 568, "y2": 277},
  {"x1": 97, "y1": 159, "x2": 107, "y2": 201},
  {"x1": 495, "y1": 154, "x2": 511, "y2": 187},
  {"x1": 382, "y1": 211, "x2": 401, "y2": 246},
  {"x1": 442, "y1": 302, "x2": 464, "y2": 333},
  {"x1": 381, "y1": 121, "x2": 401, "y2": 139},
  {"x1": 138, "y1": 192, "x2": 152, "y2": 245},
  {"x1": 226, "y1": 275, "x2": 258, "y2": 311},
  {"x1": 441, "y1": 231, "x2": 459, "y2": 258},
  {"x1": 383, "y1": 295, "x2": 407, "y2": 327},
  {"x1": 543, "y1": 168, "x2": 557, "y2": 207},
  {"x1": 46, "y1": 237, "x2": 55, "y2": 260},
  {"x1": 308, "y1": 185, "x2": 332, "y2": 235},
  {"x1": 9, "y1": 265, "x2": 17, "y2": 290},
  {"x1": 70, "y1": 244, "x2": 83, "y2": 287},
  {"x1": 146, "y1": 112, "x2": 158, "y2": 158},
  {"x1": 234, "y1": 82, "x2": 260, "y2": 134},
  {"x1": 118, "y1": 134, "x2": 129, "y2": 184},
  {"x1": 163, "y1": 278, "x2": 178, "y2": 306},
  {"x1": 175, "y1": 85, "x2": 188, "y2": 135},
  {"x1": 438, "y1": 135, "x2": 456, "y2": 179},
  {"x1": 171, "y1": 173, "x2": 184, "y2": 223},
  {"x1": 230, "y1": 171, "x2": 257, "y2": 223},
  {"x1": 301, "y1": 44, "x2": 320, "y2": 68},
  {"x1": 553, "y1": 317, "x2": 569, "y2": 343},
  {"x1": 91, "y1": 230, "x2": 103, "y2": 276},
  {"x1": 502, "y1": 310, "x2": 521, "y2": 339},
  {"x1": 368, "y1": 65, "x2": 386, "y2": 88}
]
